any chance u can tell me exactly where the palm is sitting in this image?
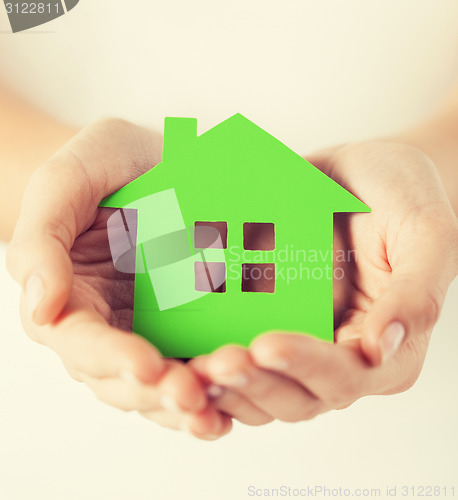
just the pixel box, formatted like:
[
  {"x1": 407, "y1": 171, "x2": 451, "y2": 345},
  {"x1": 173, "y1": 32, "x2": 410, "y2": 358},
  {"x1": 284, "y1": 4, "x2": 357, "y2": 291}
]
[
  {"x1": 69, "y1": 207, "x2": 134, "y2": 332},
  {"x1": 189, "y1": 141, "x2": 458, "y2": 428},
  {"x1": 312, "y1": 141, "x2": 446, "y2": 371}
]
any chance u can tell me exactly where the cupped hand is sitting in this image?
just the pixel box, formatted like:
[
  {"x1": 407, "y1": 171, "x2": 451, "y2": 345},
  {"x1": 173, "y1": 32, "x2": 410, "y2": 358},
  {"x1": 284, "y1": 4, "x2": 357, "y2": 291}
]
[
  {"x1": 7, "y1": 118, "x2": 231, "y2": 440},
  {"x1": 190, "y1": 141, "x2": 458, "y2": 427}
]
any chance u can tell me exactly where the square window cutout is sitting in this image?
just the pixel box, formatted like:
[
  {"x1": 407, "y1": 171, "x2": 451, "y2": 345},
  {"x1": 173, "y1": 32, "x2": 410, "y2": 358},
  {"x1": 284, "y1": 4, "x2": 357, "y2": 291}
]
[
  {"x1": 243, "y1": 223, "x2": 275, "y2": 250},
  {"x1": 242, "y1": 263, "x2": 275, "y2": 293},
  {"x1": 195, "y1": 221, "x2": 227, "y2": 249},
  {"x1": 195, "y1": 261, "x2": 226, "y2": 293}
]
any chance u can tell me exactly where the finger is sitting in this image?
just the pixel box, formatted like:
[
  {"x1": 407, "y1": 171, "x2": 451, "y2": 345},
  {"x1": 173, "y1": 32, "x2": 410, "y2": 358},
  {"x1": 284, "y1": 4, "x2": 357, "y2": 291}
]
[
  {"x1": 193, "y1": 346, "x2": 325, "y2": 423},
  {"x1": 20, "y1": 294, "x2": 166, "y2": 384},
  {"x1": 79, "y1": 374, "x2": 164, "y2": 412},
  {"x1": 155, "y1": 362, "x2": 207, "y2": 413},
  {"x1": 79, "y1": 359, "x2": 207, "y2": 414},
  {"x1": 138, "y1": 409, "x2": 183, "y2": 430},
  {"x1": 362, "y1": 213, "x2": 458, "y2": 366},
  {"x1": 183, "y1": 406, "x2": 233, "y2": 440},
  {"x1": 249, "y1": 333, "x2": 405, "y2": 406},
  {"x1": 6, "y1": 118, "x2": 162, "y2": 325},
  {"x1": 209, "y1": 389, "x2": 275, "y2": 426},
  {"x1": 191, "y1": 357, "x2": 274, "y2": 426},
  {"x1": 140, "y1": 405, "x2": 233, "y2": 441}
]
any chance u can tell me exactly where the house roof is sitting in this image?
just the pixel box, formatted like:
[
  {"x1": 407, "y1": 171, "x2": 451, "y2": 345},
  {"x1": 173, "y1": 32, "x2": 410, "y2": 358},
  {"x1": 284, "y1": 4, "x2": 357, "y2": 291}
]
[{"x1": 100, "y1": 114, "x2": 370, "y2": 215}]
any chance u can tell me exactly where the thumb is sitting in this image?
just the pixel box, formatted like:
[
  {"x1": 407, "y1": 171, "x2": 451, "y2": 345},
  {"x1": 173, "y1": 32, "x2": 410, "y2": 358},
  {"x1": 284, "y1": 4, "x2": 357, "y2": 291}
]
[
  {"x1": 6, "y1": 118, "x2": 162, "y2": 325},
  {"x1": 361, "y1": 218, "x2": 458, "y2": 366}
]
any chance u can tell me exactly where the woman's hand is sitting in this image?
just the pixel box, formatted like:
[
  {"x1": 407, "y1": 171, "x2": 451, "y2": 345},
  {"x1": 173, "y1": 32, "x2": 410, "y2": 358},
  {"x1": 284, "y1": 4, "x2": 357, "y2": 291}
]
[
  {"x1": 189, "y1": 141, "x2": 458, "y2": 427},
  {"x1": 6, "y1": 118, "x2": 231, "y2": 440}
]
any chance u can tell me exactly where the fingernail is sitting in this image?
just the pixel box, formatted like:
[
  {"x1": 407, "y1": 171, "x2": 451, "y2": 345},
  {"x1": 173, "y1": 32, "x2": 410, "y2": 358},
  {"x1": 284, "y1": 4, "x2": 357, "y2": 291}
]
[
  {"x1": 178, "y1": 421, "x2": 220, "y2": 440},
  {"x1": 160, "y1": 395, "x2": 181, "y2": 413},
  {"x1": 207, "y1": 384, "x2": 225, "y2": 399},
  {"x1": 379, "y1": 321, "x2": 405, "y2": 363},
  {"x1": 25, "y1": 274, "x2": 44, "y2": 320},
  {"x1": 119, "y1": 369, "x2": 140, "y2": 384}
]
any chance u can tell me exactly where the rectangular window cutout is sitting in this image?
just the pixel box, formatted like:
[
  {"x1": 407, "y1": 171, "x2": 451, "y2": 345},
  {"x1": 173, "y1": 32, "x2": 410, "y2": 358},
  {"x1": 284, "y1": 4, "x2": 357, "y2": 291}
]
[
  {"x1": 243, "y1": 222, "x2": 275, "y2": 250},
  {"x1": 195, "y1": 261, "x2": 226, "y2": 293},
  {"x1": 242, "y1": 263, "x2": 275, "y2": 293},
  {"x1": 195, "y1": 221, "x2": 227, "y2": 249}
]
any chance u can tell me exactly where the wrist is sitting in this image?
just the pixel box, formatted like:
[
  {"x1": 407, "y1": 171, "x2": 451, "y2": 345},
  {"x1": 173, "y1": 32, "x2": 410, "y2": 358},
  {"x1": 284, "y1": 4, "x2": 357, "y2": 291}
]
[
  {"x1": 0, "y1": 120, "x2": 78, "y2": 242},
  {"x1": 387, "y1": 117, "x2": 458, "y2": 217}
]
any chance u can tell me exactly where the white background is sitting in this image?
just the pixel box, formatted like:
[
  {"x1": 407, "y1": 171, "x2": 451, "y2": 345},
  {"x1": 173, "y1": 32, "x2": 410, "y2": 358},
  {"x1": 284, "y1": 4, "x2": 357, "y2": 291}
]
[{"x1": 1, "y1": 1, "x2": 458, "y2": 499}]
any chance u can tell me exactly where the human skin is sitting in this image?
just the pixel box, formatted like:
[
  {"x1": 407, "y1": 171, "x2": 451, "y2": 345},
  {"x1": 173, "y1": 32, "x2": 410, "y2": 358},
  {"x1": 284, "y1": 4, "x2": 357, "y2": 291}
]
[
  {"x1": 2, "y1": 82, "x2": 458, "y2": 437},
  {"x1": 1, "y1": 86, "x2": 231, "y2": 440},
  {"x1": 190, "y1": 141, "x2": 458, "y2": 424},
  {"x1": 189, "y1": 89, "x2": 458, "y2": 424},
  {"x1": 190, "y1": 88, "x2": 458, "y2": 424}
]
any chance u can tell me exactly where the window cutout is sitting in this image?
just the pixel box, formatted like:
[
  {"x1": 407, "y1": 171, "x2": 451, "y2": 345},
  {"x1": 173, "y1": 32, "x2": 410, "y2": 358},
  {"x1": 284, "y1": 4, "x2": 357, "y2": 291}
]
[
  {"x1": 195, "y1": 221, "x2": 227, "y2": 249},
  {"x1": 243, "y1": 223, "x2": 275, "y2": 250},
  {"x1": 242, "y1": 263, "x2": 275, "y2": 293},
  {"x1": 195, "y1": 261, "x2": 226, "y2": 293}
]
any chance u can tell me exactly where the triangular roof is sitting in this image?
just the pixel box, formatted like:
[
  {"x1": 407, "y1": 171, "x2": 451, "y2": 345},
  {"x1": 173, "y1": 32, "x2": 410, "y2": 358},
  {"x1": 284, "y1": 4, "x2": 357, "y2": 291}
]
[{"x1": 100, "y1": 114, "x2": 370, "y2": 215}]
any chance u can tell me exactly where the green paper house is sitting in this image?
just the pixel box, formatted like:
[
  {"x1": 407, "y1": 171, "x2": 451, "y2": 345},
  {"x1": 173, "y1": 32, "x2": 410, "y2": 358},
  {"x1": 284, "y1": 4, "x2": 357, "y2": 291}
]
[{"x1": 100, "y1": 114, "x2": 370, "y2": 358}]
